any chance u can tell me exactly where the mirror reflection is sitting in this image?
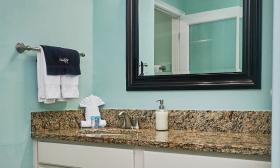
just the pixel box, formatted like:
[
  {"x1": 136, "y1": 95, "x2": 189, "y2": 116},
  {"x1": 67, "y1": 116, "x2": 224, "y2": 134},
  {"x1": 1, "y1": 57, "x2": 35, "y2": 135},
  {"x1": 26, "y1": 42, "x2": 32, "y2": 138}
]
[{"x1": 138, "y1": 0, "x2": 243, "y2": 76}]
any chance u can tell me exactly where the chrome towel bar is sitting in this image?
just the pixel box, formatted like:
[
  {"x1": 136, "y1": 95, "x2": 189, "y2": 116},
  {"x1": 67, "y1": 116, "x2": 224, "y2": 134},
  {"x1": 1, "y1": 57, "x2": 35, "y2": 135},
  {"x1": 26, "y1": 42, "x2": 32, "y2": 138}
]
[{"x1": 15, "y1": 43, "x2": 85, "y2": 57}]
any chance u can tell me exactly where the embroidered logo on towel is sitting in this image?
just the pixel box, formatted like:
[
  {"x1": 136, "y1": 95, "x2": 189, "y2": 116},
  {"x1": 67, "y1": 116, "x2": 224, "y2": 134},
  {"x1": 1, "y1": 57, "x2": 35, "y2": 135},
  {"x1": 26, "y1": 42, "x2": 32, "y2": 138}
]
[{"x1": 59, "y1": 58, "x2": 69, "y2": 64}]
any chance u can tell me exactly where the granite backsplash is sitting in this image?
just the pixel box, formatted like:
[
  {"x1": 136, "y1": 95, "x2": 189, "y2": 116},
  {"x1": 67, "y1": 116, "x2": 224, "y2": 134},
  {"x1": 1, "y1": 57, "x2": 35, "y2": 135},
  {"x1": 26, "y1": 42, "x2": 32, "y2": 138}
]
[{"x1": 31, "y1": 109, "x2": 271, "y2": 134}]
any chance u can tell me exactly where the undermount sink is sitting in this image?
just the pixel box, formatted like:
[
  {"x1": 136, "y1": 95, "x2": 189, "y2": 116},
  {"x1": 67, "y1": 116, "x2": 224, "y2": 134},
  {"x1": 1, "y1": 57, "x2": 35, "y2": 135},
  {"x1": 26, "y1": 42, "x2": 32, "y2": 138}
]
[{"x1": 78, "y1": 128, "x2": 140, "y2": 137}]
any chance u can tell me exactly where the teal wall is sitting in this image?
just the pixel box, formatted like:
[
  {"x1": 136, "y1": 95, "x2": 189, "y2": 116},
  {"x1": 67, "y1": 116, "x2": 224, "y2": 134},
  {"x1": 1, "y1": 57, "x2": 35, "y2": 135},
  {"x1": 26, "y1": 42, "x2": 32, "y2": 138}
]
[
  {"x1": 159, "y1": 0, "x2": 242, "y2": 14},
  {"x1": 139, "y1": 0, "x2": 155, "y2": 75},
  {"x1": 0, "y1": 0, "x2": 94, "y2": 167},
  {"x1": 93, "y1": 0, "x2": 272, "y2": 110},
  {"x1": 145, "y1": 0, "x2": 242, "y2": 75},
  {"x1": 184, "y1": 0, "x2": 243, "y2": 14},
  {"x1": 189, "y1": 19, "x2": 237, "y2": 73},
  {"x1": 186, "y1": 0, "x2": 242, "y2": 73},
  {"x1": 0, "y1": 0, "x2": 274, "y2": 167},
  {"x1": 154, "y1": 10, "x2": 172, "y2": 73}
]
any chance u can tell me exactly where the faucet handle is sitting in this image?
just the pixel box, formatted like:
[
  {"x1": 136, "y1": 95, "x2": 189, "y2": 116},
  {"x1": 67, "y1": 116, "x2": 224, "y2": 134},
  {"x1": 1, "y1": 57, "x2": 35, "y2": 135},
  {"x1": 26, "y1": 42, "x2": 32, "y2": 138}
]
[
  {"x1": 118, "y1": 111, "x2": 126, "y2": 128},
  {"x1": 118, "y1": 111, "x2": 132, "y2": 129}
]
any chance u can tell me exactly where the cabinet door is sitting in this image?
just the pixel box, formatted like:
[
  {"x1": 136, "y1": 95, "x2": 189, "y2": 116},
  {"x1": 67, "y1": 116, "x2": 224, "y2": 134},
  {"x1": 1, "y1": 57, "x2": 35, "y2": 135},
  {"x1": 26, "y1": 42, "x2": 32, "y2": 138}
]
[
  {"x1": 39, "y1": 164, "x2": 74, "y2": 168},
  {"x1": 39, "y1": 165, "x2": 60, "y2": 168},
  {"x1": 144, "y1": 151, "x2": 271, "y2": 168},
  {"x1": 38, "y1": 142, "x2": 134, "y2": 168}
]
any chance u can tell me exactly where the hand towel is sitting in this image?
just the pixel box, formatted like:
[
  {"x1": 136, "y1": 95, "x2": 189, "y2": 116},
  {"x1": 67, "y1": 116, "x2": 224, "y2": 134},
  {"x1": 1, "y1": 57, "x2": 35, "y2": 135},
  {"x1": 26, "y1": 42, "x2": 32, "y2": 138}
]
[
  {"x1": 37, "y1": 46, "x2": 61, "y2": 104},
  {"x1": 61, "y1": 75, "x2": 80, "y2": 99},
  {"x1": 41, "y1": 45, "x2": 81, "y2": 75}
]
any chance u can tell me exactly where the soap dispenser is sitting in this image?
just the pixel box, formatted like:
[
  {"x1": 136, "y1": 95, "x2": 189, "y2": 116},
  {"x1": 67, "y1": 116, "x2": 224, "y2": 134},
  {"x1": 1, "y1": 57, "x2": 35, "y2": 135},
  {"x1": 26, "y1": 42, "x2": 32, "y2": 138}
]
[{"x1": 155, "y1": 99, "x2": 168, "y2": 131}]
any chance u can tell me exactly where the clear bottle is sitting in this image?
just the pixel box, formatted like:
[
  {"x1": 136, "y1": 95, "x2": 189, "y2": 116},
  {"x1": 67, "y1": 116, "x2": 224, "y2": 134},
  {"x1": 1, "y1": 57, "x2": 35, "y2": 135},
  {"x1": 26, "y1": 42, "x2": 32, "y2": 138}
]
[{"x1": 155, "y1": 99, "x2": 168, "y2": 131}]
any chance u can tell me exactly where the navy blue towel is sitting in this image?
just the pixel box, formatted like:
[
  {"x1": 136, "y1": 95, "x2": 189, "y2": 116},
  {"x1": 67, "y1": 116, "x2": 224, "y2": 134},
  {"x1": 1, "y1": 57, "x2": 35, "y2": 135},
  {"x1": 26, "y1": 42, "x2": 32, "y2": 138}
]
[{"x1": 41, "y1": 45, "x2": 81, "y2": 75}]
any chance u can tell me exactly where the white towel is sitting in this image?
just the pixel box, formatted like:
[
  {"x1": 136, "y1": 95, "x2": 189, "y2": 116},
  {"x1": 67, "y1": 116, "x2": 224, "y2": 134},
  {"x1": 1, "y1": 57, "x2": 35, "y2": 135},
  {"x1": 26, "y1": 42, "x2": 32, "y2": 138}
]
[
  {"x1": 61, "y1": 75, "x2": 80, "y2": 99},
  {"x1": 37, "y1": 46, "x2": 60, "y2": 104},
  {"x1": 37, "y1": 47, "x2": 80, "y2": 103}
]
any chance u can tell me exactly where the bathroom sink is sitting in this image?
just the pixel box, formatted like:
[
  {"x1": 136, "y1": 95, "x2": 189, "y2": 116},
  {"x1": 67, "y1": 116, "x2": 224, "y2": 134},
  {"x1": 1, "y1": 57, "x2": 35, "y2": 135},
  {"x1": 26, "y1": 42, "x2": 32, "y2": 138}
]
[{"x1": 78, "y1": 128, "x2": 139, "y2": 137}]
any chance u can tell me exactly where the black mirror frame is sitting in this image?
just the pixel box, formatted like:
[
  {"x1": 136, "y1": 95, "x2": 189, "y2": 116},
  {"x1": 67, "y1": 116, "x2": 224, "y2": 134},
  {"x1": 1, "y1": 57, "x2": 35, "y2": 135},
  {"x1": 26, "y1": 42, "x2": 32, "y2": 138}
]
[{"x1": 126, "y1": 0, "x2": 262, "y2": 91}]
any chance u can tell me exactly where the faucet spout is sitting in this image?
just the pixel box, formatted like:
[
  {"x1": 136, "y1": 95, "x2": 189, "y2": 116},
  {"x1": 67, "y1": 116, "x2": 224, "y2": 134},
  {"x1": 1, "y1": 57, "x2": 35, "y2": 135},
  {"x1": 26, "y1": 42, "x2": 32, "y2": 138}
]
[{"x1": 118, "y1": 111, "x2": 132, "y2": 129}]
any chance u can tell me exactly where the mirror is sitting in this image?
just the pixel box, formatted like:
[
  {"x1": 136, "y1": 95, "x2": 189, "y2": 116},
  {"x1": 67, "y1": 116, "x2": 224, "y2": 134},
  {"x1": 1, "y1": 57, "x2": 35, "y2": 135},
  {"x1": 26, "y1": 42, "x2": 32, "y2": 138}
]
[{"x1": 127, "y1": 0, "x2": 262, "y2": 90}]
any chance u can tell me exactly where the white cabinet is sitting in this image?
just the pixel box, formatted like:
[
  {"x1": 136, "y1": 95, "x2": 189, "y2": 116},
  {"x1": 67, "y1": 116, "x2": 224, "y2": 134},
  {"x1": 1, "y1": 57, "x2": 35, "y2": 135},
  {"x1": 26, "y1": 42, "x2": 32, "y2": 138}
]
[
  {"x1": 34, "y1": 142, "x2": 271, "y2": 168},
  {"x1": 38, "y1": 164, "x2": 68, "y2": 168},
  {"x1": 36, "y1": 142, "x2": 134, "y2": 168},
  {"x1": 143, "y1": 151, "x2": 271, "y2": 168}
]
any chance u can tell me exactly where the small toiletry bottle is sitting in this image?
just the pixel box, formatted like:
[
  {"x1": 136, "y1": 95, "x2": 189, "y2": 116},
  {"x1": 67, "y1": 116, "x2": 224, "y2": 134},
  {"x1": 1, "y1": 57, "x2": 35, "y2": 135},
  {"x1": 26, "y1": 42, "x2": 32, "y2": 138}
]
[
  {"x1": 91, "y1": 116, "x2": 100, "y2": 128},
  {"x1": 155, "y1": 99, "x2": 168, "y2": 131},
  {"x1": 94, "y1": 116, "x2": 100, "y2": 128},
  {"x1": 91, "y1": 116, "x2": 96, "y2": 128}
]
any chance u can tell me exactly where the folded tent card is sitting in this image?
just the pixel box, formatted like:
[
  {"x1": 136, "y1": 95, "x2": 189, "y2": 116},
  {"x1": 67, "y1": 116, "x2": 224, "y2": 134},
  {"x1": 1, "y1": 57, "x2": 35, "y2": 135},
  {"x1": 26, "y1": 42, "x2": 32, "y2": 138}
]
[{"x1": 80, "y1": 95, "x2": 106, "y2": 128}]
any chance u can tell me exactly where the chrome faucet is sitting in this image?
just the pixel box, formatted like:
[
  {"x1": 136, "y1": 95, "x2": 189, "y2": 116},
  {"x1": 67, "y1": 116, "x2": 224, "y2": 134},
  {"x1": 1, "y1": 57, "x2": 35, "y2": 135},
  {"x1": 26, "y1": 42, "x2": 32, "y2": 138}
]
[{"x1": 118, "y1": 111, "x2": 139, "y2": 129}]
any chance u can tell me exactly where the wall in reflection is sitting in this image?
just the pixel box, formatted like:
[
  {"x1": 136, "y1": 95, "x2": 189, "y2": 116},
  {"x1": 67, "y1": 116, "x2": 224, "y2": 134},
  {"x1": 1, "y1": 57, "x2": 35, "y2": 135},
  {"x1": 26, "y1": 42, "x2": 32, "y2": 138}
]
[{"x1": 139, "y1": 0, "x2": 243, "y2": 76}]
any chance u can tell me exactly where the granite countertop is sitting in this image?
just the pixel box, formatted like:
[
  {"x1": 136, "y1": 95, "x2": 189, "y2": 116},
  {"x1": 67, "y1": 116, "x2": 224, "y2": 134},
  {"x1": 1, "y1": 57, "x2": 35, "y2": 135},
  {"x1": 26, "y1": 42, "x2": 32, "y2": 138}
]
[
  {"x1": 31, "y1": 109, "x2": 271, "y2": 156},
  {"x1": 31, "y1": 128, "x2": 271, "y2": 156}
]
